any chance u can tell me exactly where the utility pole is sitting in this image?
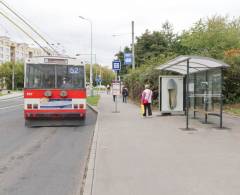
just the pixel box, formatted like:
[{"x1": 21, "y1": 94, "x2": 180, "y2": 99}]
[
  {"x1": 90, "y1": 20, "x2": 93, "y2": 96},
  {"x1": 132, "y1": 21, "x2": 135, "y2": 69}
]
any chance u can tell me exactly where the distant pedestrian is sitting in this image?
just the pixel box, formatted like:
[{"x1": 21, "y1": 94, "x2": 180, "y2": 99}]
[
  {"x1": 107, "y1": 84, "x2": 110, "y2": 95},
  {"x1": 122, "y1": 87, "x2": 128, "y2": 103},
  {"x1": 141, "y1": 84, "x2": 153, "y2": 117}
]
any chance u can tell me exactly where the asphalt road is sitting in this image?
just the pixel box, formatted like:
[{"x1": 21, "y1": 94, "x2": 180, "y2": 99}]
[{"x1": 0, "y1": 97, "x2": 97, "y2": 195}]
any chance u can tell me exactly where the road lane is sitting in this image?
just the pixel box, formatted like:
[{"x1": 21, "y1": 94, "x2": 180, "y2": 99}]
[
  {"x1": 0, "y1": 96, "x2": 23, "y2": 109},
  {"x1": 0, "y1": 97, "x2": 97, "y2": 195}
]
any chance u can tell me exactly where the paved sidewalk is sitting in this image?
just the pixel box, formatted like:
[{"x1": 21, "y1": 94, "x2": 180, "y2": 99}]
[{"x1": 91, "y1": 94, "x2": 240, "y2": 195}]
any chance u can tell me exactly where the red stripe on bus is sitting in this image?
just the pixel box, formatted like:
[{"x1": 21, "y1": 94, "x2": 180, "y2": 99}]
[{"x1": 24, "y1": 89, "x2": 86, "y2": 98}]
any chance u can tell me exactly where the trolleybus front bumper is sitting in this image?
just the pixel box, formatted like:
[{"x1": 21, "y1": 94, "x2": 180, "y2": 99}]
[{"x1": 24, "y1": 109, "x2": 86, "y2": 119}]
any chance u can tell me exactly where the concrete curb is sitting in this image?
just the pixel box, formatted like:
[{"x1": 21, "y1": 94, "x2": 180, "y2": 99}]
[{"x1": 77, "y1": 103, "x2": 99, "y2": 195}]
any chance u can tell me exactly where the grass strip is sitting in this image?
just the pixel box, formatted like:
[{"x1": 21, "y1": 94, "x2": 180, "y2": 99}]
[{"x1": 87, "y1": 95, "x2": 100, "y2": 106}]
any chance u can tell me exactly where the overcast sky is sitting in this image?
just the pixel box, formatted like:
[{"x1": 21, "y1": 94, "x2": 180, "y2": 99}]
[{"x1": 0, "y1": 0, "x2": 239, "y2": 67}]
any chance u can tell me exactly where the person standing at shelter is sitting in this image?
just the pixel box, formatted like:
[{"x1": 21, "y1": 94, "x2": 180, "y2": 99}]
[
  {"x1": 141, "y1": 84, "x2": 153, "y2": 117},
  {"x1": 122, "y1": 87, "x2": 128, "y2": 103}
]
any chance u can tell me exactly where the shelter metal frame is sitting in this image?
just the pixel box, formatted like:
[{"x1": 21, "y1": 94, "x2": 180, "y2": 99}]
[{"x1": 156, "y1": 55, "x2": 229, "y2": 129}]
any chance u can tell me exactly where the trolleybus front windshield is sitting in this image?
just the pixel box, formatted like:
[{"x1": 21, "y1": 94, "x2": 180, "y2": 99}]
[{"x1": 25, "y1": 64, "x2": 85, "y2": 89}]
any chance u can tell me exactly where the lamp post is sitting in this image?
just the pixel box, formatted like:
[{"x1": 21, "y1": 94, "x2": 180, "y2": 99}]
[
  {"x1": 79, "y1": 16, "x2": 93, "y2": 96},
  {"x1": 112, "y1": 20, "x2": 135, "y2": 70},
  {"x1": 131, "y1": 21, "x2": 135, "y2": 69}
]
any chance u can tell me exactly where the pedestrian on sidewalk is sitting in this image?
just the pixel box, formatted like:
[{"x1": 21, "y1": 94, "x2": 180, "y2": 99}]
[
  {"x1": 141, "y1": 84, "x2": 153, "y2": 117},
  {"x1": 106, "y1": 84, "x2": 111, "y2": 94},
  {"x1": 122, "y1": 86, "x2": 128, "y2": 103}
]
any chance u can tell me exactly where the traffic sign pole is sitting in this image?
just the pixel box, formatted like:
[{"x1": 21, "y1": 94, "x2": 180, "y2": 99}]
[
  {"x1": 115, "y1": 72, "x2": 118, "y2": 112},
  {"x1": 112, "y1": 59, "x2": 121, "y2": 113}
]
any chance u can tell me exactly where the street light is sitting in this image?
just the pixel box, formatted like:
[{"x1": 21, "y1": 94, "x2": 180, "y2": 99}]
[
  {"x1": 78, "y1": 16, "x2": 93, "y2": 96},
  {"x1": 111, "y1": 21, "x2": 135, "y2": 69}
]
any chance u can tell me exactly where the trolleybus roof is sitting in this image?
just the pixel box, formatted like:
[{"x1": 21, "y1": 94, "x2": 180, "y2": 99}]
[{"x1": 25, "y1": 56, "x2": 84, "y2": 66}]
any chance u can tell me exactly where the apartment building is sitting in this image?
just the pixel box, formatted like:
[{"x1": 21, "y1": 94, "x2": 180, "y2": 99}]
[
  {"x1": 0, "y1": 36, "x2": 11, "y2": 64},
  {"x1": 0, "y1": 36, "x2": 46, "y2": 64}
]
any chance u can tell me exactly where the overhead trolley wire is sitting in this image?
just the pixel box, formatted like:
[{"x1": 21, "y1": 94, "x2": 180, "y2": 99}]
[
  {"x1": 0, "y1": 9, "x2": 51, "y2": 55},
  {"x1": 0, "y1": 0, "x2": 60, "y2": 55}
]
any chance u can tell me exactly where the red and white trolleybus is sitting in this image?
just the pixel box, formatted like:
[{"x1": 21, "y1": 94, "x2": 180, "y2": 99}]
[{"x1": 24, "y1": 56, "x2": 86, "y2": 127}]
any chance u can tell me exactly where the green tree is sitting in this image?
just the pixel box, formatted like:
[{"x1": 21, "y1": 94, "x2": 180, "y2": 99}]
[
  {"x1": 135, "y1": 22, "x2": 180, "y2": 66},
  {"x1": 0, "y1": 62, "x2": 24, "y2": 89},
  {"x1": 85, "y1": 64, "x2": 115, "y2": 86},
  {"x1": 115, "y1": 16, "x2": 240, "y2": 104},
  {"x1": 180, "y1": 16, "x2": 240, "y2": 58},
  {"x1": 180, "y1": 16, "x2": 240, "y2": 102}
]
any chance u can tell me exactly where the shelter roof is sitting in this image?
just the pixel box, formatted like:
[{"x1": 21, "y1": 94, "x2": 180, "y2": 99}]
[{"x1": 156, "y1": 55, "x2": 229, "y2": 75}]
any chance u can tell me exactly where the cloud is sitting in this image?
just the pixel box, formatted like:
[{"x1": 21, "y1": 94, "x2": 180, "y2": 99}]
[{"x1": 2, "y1": 0, "x2": 240, "y2": 67}]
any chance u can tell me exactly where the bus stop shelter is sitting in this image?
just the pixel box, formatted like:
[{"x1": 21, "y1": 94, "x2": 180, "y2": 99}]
[{"x1": 156, "y1": 55, "x2": 229, "y2": 129}]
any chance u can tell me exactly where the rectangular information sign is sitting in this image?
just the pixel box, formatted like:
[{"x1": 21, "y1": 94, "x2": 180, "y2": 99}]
[
  {"x1": 112, "y1": 60, "x2": 121, "y2": 71},
  {"x1": 124, "y1": 53, "x2": 132, "y2": 65},
  {"x1": 112, "y1": 81, "x2": 121, "y2": 96}
]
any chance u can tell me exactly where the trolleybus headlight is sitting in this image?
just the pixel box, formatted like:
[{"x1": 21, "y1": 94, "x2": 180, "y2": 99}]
[
  {"x1": 44, "y1": 90, "x2": 52, "y2": 97},
  {"x1": 27, "y1": 104, "x2": 32, "y2": 109},
  {"x1": 60, "y1": 90, "x2": 68, "y2": 97},
  {"x1": 79, "y1": 104, "x2": 84, "y2": 109}
]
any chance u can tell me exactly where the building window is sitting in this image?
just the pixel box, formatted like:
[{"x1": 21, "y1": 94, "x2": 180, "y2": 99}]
[{"x1": 5, "y1": 48, "x2": 10, "y2": 53}]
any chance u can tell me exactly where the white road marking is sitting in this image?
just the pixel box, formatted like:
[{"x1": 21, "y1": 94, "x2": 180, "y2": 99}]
[
  {"x1": 0, "y1": 96, "x2": 23, "y2": 102},
  {"x1": 0, "y1": 104, "x2": 23, "y2": 110}
]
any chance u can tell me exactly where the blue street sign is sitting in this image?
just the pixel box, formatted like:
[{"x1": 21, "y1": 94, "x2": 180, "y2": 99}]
[
  {"x1": 124, "y1": 53, "x2": 132, "y2": 65},
  {"x1": 112, "y1": 60, "x2": 121, "y2": 71},
  {"x1": 95, "y1": 76, "x2": 102, "y2": 83}
]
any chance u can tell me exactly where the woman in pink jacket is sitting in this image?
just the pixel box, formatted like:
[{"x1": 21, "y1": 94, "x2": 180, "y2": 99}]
[{"x1": 141, "y1": 84, "x2": 153, "y2": 117}]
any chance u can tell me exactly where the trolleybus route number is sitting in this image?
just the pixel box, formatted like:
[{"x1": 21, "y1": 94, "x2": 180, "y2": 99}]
[{"x1": 69, "y1": 67, "x2": 80, "y2": 74}]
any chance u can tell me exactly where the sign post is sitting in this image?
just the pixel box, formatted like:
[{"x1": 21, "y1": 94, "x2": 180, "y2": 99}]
[
  {"x1": 112, "y1": 80, "x2": 121, "y2": 113},
  {"x1": 112, "y1": 60, "x2": 121, "y2": 113}
]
